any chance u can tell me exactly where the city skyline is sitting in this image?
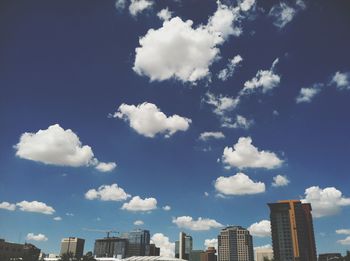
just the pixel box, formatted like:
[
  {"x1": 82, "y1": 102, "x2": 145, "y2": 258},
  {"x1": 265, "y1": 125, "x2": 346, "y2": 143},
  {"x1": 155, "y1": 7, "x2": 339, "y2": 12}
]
[{"x1": 1, "y1": 0, "x2": 350, "y2": 257}]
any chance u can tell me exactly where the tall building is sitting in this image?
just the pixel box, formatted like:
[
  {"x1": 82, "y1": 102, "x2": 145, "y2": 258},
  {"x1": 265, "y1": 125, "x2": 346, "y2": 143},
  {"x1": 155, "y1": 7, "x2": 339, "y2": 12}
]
[
  {"x1": 147, "y1": 244, "x2": 160, "y2": 256},
  {"x1": 217, "y1": 226, "x2": 254, "y2": 261},
  {"x1": 176, "y1": 232, "x2": 193, "y2": 260},
  {"x1": 0, "y1": 239, "x2": 40, "y2": 261},
  {"x1": 268, "y1": 200, "x2": 317, "y2": 261},
  {"x1": 94, "y1": 237, "x2": 128, "y2": 258},
  {"x1": 60, "y1": 237, "x2": 85, "y2": 259},
  {"x1": 123, "y1": 229, "x2": 150, "y2": 257},
  {"x1": 202, "y1": 247, "x2": 217, "y2": 261}
]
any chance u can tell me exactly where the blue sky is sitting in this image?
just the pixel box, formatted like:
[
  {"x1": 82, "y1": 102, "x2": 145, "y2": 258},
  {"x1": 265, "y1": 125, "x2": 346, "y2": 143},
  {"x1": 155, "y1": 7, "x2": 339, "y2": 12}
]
[{"x1": 1, "y1": 0, "x2": 350, "y2": 256}]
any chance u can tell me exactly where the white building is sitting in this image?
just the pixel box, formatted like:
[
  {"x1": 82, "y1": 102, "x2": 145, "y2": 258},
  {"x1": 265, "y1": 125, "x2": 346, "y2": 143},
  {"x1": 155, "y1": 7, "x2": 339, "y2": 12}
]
[{"x1": 254, "y1": 247, "x2": 273, "y2": 261}]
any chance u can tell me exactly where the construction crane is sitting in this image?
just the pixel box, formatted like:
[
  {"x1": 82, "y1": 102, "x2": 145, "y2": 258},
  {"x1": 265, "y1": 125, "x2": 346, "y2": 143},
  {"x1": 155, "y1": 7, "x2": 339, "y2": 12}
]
[
  {"x1": 83, "y1": 228, "x2": 121, "y2": 257},
  {"x1": 83, "y1": 228, "x2": 119, "y2": 238}
]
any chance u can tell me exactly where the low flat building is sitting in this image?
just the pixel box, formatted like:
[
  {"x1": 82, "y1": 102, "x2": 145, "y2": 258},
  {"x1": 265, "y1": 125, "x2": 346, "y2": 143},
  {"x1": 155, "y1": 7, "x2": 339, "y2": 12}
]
[
  {"x1": 0, "y1": 239, "x2": 40, "y2": 261},
  {"x1": 189, "y1": 250, "x2": 205, "y2": 261},
  {"x1": 318, "y1": 253, "x2": 342, "y2": 261}
]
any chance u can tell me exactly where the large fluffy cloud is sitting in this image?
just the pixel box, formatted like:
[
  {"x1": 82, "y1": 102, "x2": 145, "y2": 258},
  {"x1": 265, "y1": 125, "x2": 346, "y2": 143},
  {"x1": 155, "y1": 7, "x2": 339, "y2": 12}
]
[
  {"x1": 121, "y1": 196, "x2": 157, "y2": 212},
  {"x1": 151, "y1": 233, "x2": 175, "y2": 257},
  {"x1": 302, "y1": 186, "x2": 350, "y2": 217},
  {"x1": 172, "y1": 216, "x2": 223, "y2": 231},
  {"x1": 0, "y1": 202, "x2": 16, "y2": 211},
  {"x1": 16, "y1": 201, "x2": 55, "y2": 215},
  {"x1": 222, "y1": 137, "x2": 283, "y2": 169},
  {"x1": 248, "y1": 220, "x2": 271, "y2": 237},
  {"x1": 114, "y1": 102, "x2": 191, "y2": 138},
  {"x1": 85, "y1": 184, "x2": 130, "y2": 201},
  {"x1": 133, "y1": 2, "x2": 242, "y2": 83},
  {"x1": 14, "y1": 124, "x2": 116, "y2": 172},
  {"x1": 215, "y1": 173, "x2": 265, "y2": 196},
  {"x1": 26, "y1": 233, "x2": 48, "y2": 242}
]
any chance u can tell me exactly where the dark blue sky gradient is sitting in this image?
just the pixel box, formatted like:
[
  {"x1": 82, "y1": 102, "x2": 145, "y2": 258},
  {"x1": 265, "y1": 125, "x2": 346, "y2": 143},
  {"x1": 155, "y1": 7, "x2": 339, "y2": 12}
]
[{"x1": 1, "y1": 0, "x2": 350, "y2": 255}]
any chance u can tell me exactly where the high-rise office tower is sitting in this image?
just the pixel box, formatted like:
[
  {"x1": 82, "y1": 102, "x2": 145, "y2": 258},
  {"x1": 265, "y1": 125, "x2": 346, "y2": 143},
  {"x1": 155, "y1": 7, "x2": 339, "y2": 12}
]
[
  {"x1": 93, "y1": 237, "x2": 128, "y2": 258},
  {"x1": 60, "y1": 237, "x2": 85, "y2": 259},
  {"x1": 218, "y1": 226, "x2": 254, "y2": 261},
  {"x1": 177, "y1": 232, "x2": 193, "y2": 260},
  {"x1": 268, "y1": 200, "x2": 317, "y2": 261},
  {"x1": 123, "y1": 229, "x2": 150, "y2": 257}
]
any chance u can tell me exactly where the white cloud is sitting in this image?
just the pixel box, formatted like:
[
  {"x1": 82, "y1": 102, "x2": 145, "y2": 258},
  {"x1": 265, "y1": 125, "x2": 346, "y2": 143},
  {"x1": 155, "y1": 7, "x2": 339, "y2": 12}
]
[
  {"x1": 240, "y1": 0, "x2": 256, "y2": 12},
  {"x1": 151, "y1": 233, "x2": 175, "y2": 257},
  {"x1": 296, "y1": 84, "x2": 322, "y2": 103},
  {"x1": 66, "y1": 212, "x2": 74, "y2": 216},
  {"x1": 114, "y1": 102, "x2": 191, "y2": 138},
  {"x1": 133, "y1": 17, "x2": 218, "y2": 83},
  {"x1": 16, "y1": 201, "x2": 55, "y2": 215},
  {"x1": 85, "y1": 184, "x2": 130, "y2": 201},
  {"x1": 115, "y1": 0, "x2": 127, "y2": 10},
  {"x1": 248, "y1": 220, "x2": 271, "y2": 237},
  {"x1": 53, "y1": 216, "x2": 62, "y2": 221},
  {"x1": 0, "y1": 202, "x2": 16, "y2": 211},
  {"x1": 122, "y1": 196, "x2": 157, "y2": 212},
  {"x1": 199, "y1": 131, "x2": 225, "y2": 141},
  {"x1": 218, "y1": 55, "x2": 243, "y2": 81},
  {"x1": 204, "y1": 238, "x2": 218, "y2": 250},
  {"x1": 133, "y1": 2, "x2": 243, "y2": 83},
  {"x1": 269, "y1": 3, "x2": 296, "y2": 28},
  {"x1": 204, "y1": 92, "x2": 240, "y2": 116},
  {"x1": 207, "y1": 3, "x2": 241, "y2": 40},
  {"x1": 331, "y1": 71, "x2": 350, "y2": 90},
  {"x1": 134, "y1": 220, "x2": 144, "y2": 226},
  {"x1": 14, "y1": 124, "x2": 115, "y2": 172},
  {"x1": 95, "y1": 162, "x2": 117, "y2": 172},
  {"x1": 222, "y1": 137, "x2": 283, "y2": 169},
  {"x1": 254, "y1": 244, "x2": 272, "y2": 250},
  {"x1": 129, "y1": 0, "x2": 153, "y2": 16},
  {"x1": 302, "y1": 186, "x2": 350, "y2": 217},
  {"x1": 172, "y1": 216, "x2": 223, "y2": 231},
  {"x1": 242, "y1": 59, "x2": 280, "y2": 94},
  {"x1": 204, "y1": 192, "x2": 209, "y2": 197},
  {"x1": 157, "y1": 8, "x2": 172, "y2": 21},
  {"x1": 162, "y1": 205, "x2": 171, "y2": 211},
  {"x1": 336, "y1": 229, "x2": 350, "y2": 235},
  {"x1": 215, "y1": 173, "x2": 265, "y2": 196},
  {"x1": 26, "y1": 233, "x2": 48, "y2": 242},
  {"x1": 338, "y1": 236, "x2": 350, "y2": 245},
  {"x1": 15, "y1": 124, "x2": 94, "y2": 167},
  {"x1": 272, "y1": 175, "x2": 290, "y2": 187},
  {"x1": 222, "y1": 115, "x2": 253, "y2": 129}
]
